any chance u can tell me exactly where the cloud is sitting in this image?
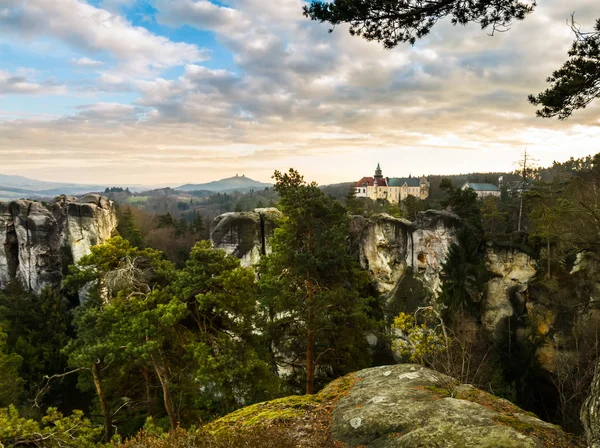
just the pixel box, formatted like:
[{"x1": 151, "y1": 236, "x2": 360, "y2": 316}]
[
  {"x1": 0, "y1": 0, "x2": 207, "y2": 76},
  {"x1": 0, "y1": 0, "x2": 599, "y2": 185},
  {"x1": 0, "y1": 69, "x2": 67, "y2": 95},
  {"x1": 71, "y1": 57, "x2": 104, "y2": 67}
]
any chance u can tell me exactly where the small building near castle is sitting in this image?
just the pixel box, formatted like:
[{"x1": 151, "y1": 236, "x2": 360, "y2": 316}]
[
  {"x1": 355, "y1": 164, "x2": 430, "y2": 204},
  {"x1": 461, "y1": 182, "x2": 501, "y2": 198}
]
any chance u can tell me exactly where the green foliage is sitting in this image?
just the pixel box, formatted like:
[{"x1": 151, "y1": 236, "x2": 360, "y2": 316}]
[
  {"x1": 117, "y1": 207, "x2": 142, "y2": 248},
  {"x1": 437, "y1": 179, "x2": 489, "y2": 319},
  {"x1": 260, "y1": 169, "x2": 375, "y2": 394},
  {"x1": 63, "y1": 237, "x2": 276, "y2": 435},
  {"x1": 0, "y1": 283, "x2": 71, "y2": 406},
  {"x1": 344, "y1": 184, "x2": 364, "y2": 215},
  {"x1": 529, "y1": 18, "x2": 600, "y2": 119},
  {"x1": 440, "y1": 178, "x2": 483, "y2": 235},
  {"x1": 481, "y1": 196, "x2": 509, "y2": 236},
  {"x1": 0, "y1": 405, "x2": 101, "y2": 448},
  {"x1": 392, "y1": 312, "x2": 445, "y2": 364},
  {"x1": 304, "y1": 0, "x2": 535, "y2": 48},
  {"x1": 0, "y1": 332, "x2": 24, "y2": 408}
]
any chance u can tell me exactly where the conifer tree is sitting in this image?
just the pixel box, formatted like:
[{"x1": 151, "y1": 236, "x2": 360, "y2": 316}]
[{"x1": 260, "y1": 169, "x2": 373, "y2": 394}]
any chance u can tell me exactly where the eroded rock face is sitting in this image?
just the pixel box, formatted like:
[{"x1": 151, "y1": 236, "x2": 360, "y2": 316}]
[
  {"x1": 0, "y1": 195, "x2": 117, "y2": 294},
  {"x1": 210, "y1": 208, "x2": 282, "y2": 267},
  {"x1": 354, "y1": 210, "x2": 462, "y2": 297},
  {"x1": 483, "y1": 247, "x2": 537, "y2": 337},
  {"x1": 583, "y1": 363, "x2": 600, "y2": 448}
]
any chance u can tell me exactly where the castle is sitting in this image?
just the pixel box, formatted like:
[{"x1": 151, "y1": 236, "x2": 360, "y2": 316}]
[{"x1": 355, "y1": 164, "x2": 430, "y2": 204}]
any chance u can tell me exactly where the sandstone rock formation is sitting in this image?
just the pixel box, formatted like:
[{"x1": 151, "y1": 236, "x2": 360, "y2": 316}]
[
  {"x1": 0, "y1": 194, "x2": 117, "y2": 294},
  {"x1": 210, "y1": 208, "x2": 282, "y2": 267},
  {"x1": 209, "y1": 364, "x2": 582, "y2": 447},
  {"x1": 482, "y1": 247, "x2": 537, "y2": 337},
  {"x1": 352, "y1": 211, "x2": 462, "y2": 298}
]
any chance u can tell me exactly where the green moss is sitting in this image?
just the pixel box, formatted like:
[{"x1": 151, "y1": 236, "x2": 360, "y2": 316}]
[
  {"x1": 495, "y1": 415, "x2": 537, "y2": 434},
  {"x1": 454, "y1": 386, "x2": 523, "y2": 415},
  {"x1": 206, "y1": 395, "x2": 321, "y2": 433},
  {"x1": 423, "y1": 385, "x2": 452, "y2": 398},
  {"x1": 206, "y1": 373, "x2": 360, "y2": 435}
]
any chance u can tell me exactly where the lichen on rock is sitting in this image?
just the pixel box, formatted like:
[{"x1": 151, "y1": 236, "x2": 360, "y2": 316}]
[{"x1": 206, "y1": 364, "x2": 582, "y2": 447}]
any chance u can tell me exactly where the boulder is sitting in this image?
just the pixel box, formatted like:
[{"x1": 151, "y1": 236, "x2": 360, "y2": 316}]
[
  {"x1": 209, "y1": 364, "x2": 582, "y2": 447},
  {"x1": 211, "y1": 208, "x2": 282, "y2": 267}
]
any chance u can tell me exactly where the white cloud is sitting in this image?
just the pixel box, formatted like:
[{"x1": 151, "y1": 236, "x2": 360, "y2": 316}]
[
  {"x1": 0, "y1": 0, "x2": 208, "y2": 77},
  {"x1": 71, "y1": 57, "x2": 104, "y2": 67},
  {"x1": 0, "y1": 69, "x2": 67, "y2": 95}
]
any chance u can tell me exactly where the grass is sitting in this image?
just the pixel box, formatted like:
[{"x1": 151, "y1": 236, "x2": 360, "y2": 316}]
[{"x1": 128, "y1": 196, "x2": 149, "y2": 204}]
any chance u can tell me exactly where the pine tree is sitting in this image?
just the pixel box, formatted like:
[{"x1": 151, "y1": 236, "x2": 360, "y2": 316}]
[
  {"x1": 345, "y1": 184, "x2": 364, "y2": 215},
  {"x1": 118, "y1": 207, "x2": 142, "y2": 248},
  {"x1": 260, "y1": 169, "x2": 373, "y2": 395}
]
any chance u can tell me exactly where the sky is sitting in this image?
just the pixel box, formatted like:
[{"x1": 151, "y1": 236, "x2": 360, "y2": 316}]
[{"x1": 0, "y1": 0, "x2": 598, "y2": 186}]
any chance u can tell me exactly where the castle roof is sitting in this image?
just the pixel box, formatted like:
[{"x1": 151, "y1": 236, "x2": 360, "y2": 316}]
[
  {"x1": 356, "y1": 176, "x2": 387, "y2": 187},
  {"x1": 388, "y1": 177, "x2": 421, "y2": 187},
  {"x1": 462, "y1": 182, "x2": 500, "y2": 192}
]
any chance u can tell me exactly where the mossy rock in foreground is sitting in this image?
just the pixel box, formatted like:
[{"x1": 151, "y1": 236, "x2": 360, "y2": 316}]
[{"x1": 207, "y1": 364, "x2": 583, "y2": 448}]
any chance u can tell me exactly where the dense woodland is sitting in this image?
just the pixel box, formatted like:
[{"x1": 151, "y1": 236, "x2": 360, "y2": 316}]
[{"x1": 1, "y1": 154, "x2": 600, "y2": 446}]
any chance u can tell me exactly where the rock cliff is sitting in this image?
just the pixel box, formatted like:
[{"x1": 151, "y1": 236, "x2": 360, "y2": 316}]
[
  {"x1": 208, "y1": 364, "x2": 582, "y2": 447},
  {"x1": 210, "y1": 208, "x2": 282, "y2": 267},
  {"x1": 0, "y1": 194, "x2": 117, "y2": 294},
  {"x1": 352, "y1": 211, "x2": 462, "y2": 297}
]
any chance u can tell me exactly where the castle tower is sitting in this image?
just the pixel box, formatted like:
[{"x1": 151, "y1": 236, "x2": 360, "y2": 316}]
[{"x1": 374, "y1": 163, "x2": 383, "y2": 180}]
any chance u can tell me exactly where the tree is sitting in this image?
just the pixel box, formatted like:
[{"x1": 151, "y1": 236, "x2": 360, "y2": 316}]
[
  {"x1": 400, "y1": 195, "x2": 423, "y2": 221},
  {"x1": 344, "y1": 184, "x2": 364, "y2": 215},
  {"x1": 64, "y1": 237, "x2": 174, "y2": 439},
  {"x1": 260, "y1": 169, "x2": 374, "y2": 394},
  {"x1": 527, "y1": 184, "x2": 571, "y2": 280},
  {"x1": 529, "y1": 18, "x2": 600, "y2": 119},
  {"x1": 0, "y1": 283, "x2": 71, "y2": 408},
  {"x1": 0, "y1": 332, "x2": 24, "y2": 408},
  {"x1": 438, "y1": 179, "x2": 487, "y2": 318},
  {"x1": 171, "y1": 241, "x2": 276, "y2": 415},
  {"x1": 192, "y1": 212, "x2": 205, "y2": 236},
  {"x1": 303, "y1": 0, "x2": 535, "y2": 48},
  {"x1": 0, "y1": 406, "x2": 101, "y2": 448},
  {"x1": 117, "y1": 207, "x2": 143, "y2": 248},
  {"x1": 440, "y1": 178, "x2": 483, "y2": 235}
]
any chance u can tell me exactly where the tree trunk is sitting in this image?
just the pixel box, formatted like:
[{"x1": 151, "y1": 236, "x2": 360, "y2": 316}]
[
  {"x1": 547, "y1": 239, "x2": 551, "y2": 280},
  {"x1": 91, "y1": 363, "x2": 112, "y2": 441},
  {"x1": 151, "y1": 351, "x2": 177, "y2": 430},
  {"x1": 305, "y1": 229, "x2": 316, "y2": 395},
  {"x1": 141, "y1": 367, "x2": 153, "y2": 416},
  {"x1": 306, "y1": 309, "x2": 315, "y2": 395},
  {"x1": 305, "y1": 268, "x2": 316, "y2": 394}
]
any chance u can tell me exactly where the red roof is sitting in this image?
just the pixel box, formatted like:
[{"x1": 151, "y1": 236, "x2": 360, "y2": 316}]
[{"x1": 356, "y1": 177, "x2": 387, "y2": 187}]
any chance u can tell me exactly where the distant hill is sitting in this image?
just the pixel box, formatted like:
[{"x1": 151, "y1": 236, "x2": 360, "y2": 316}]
[
  {"x1": 0, "y1": 173, "x2": 157, "y2": 201},
  {"x1": 176, "y1": 175, "x2": 272, "y2": 193}
]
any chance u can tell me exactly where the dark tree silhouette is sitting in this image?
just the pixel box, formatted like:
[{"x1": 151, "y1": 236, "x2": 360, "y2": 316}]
[{"x1": 303, "y1": 0, "x2": 535, "y2": 48}]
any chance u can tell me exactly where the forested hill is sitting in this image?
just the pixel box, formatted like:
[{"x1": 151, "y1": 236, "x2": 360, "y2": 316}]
[{"x1": 176, "y1": 175, "x2": 272, "y2": 193}]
